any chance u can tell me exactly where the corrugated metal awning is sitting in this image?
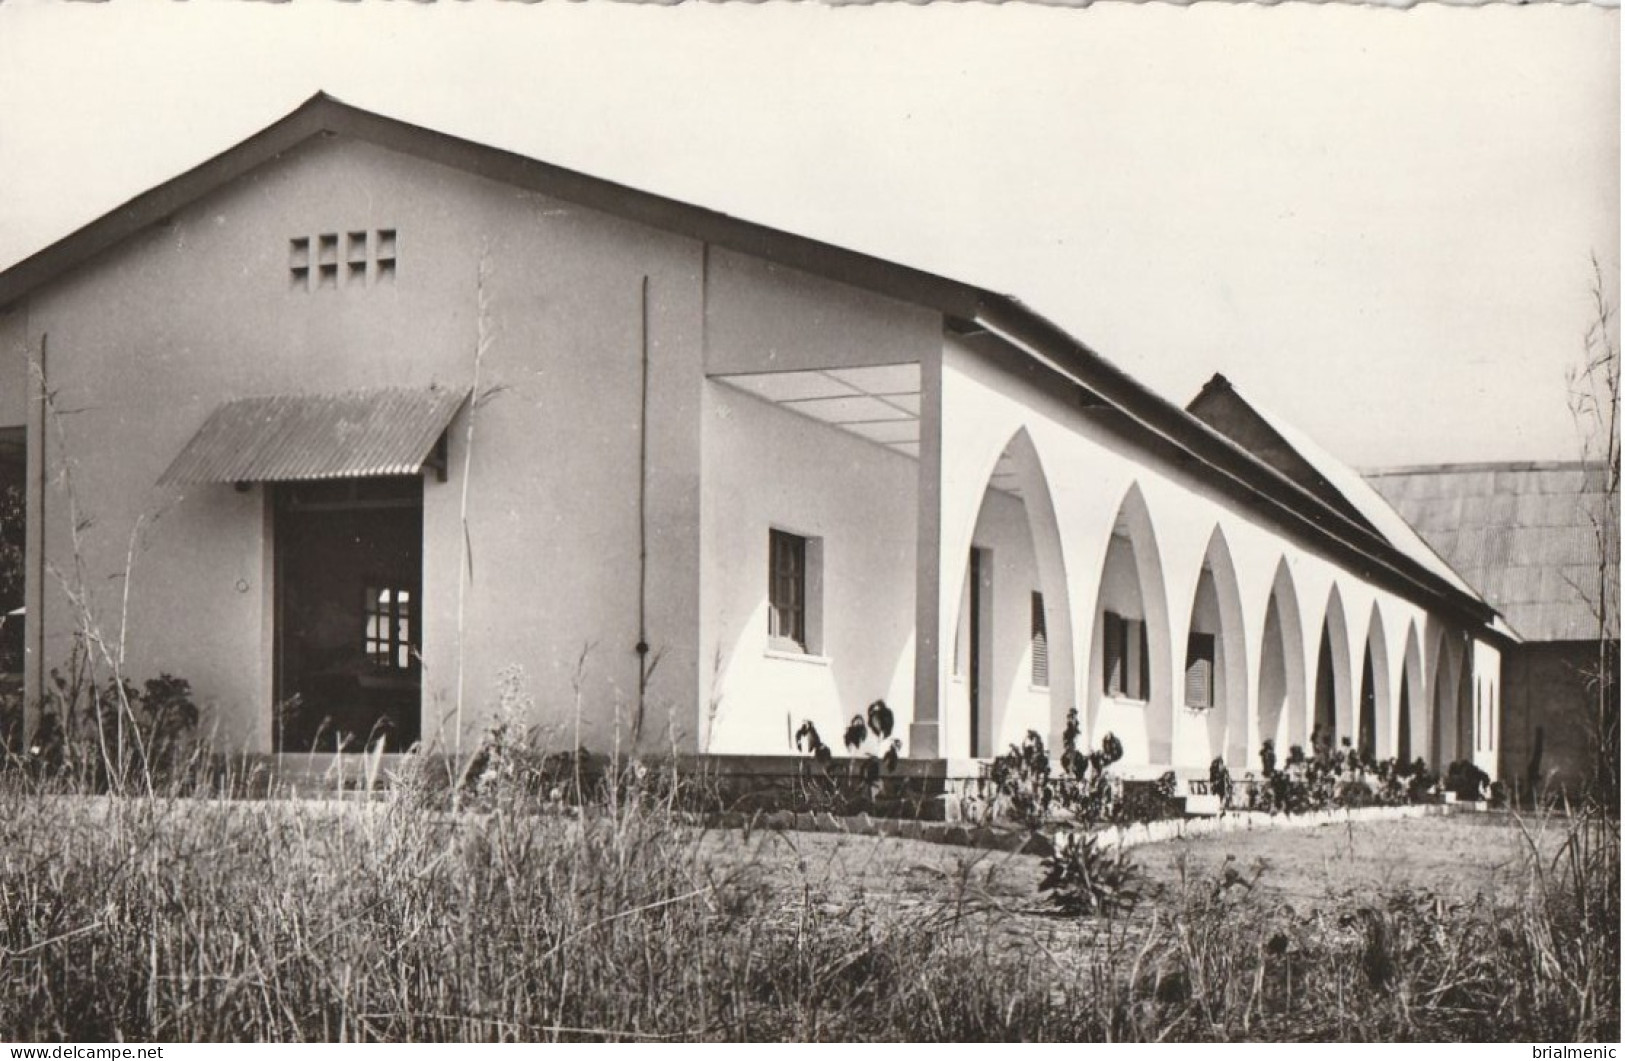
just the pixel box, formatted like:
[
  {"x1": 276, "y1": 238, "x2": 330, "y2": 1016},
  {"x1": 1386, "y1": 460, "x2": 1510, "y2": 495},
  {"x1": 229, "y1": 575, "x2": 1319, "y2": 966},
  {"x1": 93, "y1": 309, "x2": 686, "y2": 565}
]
[{"x1": 159, "y1": 385, "x2": 470, "y2": 485}]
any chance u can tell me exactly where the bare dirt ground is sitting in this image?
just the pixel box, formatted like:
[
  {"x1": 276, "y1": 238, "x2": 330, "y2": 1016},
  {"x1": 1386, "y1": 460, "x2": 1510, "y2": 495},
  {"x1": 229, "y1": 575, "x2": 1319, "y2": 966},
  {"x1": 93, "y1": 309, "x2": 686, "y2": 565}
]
[{"x1": 695, "y1": 811, "x2": 1561, "y2": 937}]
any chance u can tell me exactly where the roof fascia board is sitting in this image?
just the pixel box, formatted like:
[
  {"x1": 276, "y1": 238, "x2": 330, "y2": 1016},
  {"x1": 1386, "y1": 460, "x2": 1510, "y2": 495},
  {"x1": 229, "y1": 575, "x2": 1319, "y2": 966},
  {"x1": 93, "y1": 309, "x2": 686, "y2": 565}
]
[
  {"x1": 321, "y1": 102, "x2": 985, "y2": 318},
  {"x1": 970, "y1": 297, "x2": 1499, "y2": 631}
]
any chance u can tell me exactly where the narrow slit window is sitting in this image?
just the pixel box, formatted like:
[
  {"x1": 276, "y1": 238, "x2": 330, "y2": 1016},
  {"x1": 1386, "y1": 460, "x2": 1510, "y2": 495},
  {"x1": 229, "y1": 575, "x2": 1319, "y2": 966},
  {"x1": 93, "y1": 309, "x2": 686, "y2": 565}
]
[
  {"x1": 376, "y1": 228, "x2": 397, "y2": 283},
  {"x1": 317, "y1": 233, "x2": 339, "y2": 289},
  {"x1": 1030, "y1": 591, "x2": 1048, "y2": 688},
  {"x1": 289, "y1": 237, "x2": 310, "y2": 291},
  {"x1": 346, "y1": 231, "x2": 368, "y2": 285}
]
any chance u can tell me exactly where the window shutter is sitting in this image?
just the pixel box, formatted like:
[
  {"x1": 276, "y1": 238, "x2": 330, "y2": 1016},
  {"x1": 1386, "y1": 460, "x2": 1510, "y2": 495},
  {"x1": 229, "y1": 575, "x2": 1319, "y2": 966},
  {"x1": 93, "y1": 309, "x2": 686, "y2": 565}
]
[
  {"x1": 1185, "y1": 632, "x2": 1215, "y2": 708},
  {"x1": 1030, "y1": 592, "x2": 1049, "y2": 688},
  {"x1": 1103, "y1": 611, "x2": 1123, "y2": 695},
  {"x1": 768, "y1": 530, "x2": 807, "y2": 650},
  {"x1": 1137, "y1": 620, "x2": 1151, "y2": 701}
]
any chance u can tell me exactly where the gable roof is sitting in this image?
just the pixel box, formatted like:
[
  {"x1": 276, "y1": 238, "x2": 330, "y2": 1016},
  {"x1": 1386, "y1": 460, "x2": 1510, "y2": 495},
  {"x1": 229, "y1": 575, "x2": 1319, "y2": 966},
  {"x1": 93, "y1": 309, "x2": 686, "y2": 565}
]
[
  {"x1": 0, "y1": 92, "x2": 985, "y2": 319},
  {"x1": 1188, "y1": 376, "x2": 1376, "y2": 531},
  {"x1": 1188, "y1": 375, "x2": 1486, "y2": 604},
  {"x1": 1365, "y1": 461, "x2": 1618, "y2": 643},
  {"x1": 0, "y1": 92, "x2": 1503, "y2": 637}
]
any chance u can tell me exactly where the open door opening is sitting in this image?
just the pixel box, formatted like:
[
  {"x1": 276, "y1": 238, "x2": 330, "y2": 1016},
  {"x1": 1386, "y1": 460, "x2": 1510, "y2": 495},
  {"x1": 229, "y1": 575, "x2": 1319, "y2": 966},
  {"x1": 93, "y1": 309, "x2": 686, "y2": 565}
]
[
  {"x1": 967, "y1": 547, "x2": 987, "y2": 757},
  {"x1": 274, "y1": 476, "x2": 423, "y2": 752}
]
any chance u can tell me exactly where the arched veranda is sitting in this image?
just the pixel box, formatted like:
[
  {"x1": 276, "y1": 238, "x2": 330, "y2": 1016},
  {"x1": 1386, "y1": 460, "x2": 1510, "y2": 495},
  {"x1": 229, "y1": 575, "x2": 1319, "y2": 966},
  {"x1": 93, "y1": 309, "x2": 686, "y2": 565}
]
[
  {"x1": 1177, "y1": 526, "x2": 1249, "y2": 770},
  {"x1": 1257, "y1": 558, "x2": 1309, "y2": 760},
  {"x1": 1313, "y1": 585, "x2": 1355, "y2": 748},
  {"x1": 1359, "y1": 603, "x2": 1394, "y2": 760},
  {"x1": 1086, "y1": 482, "x2": 1173, "y2": 769},
  {"x1": 948, "y1": 428, "x2": 1075, "y2": 758}
]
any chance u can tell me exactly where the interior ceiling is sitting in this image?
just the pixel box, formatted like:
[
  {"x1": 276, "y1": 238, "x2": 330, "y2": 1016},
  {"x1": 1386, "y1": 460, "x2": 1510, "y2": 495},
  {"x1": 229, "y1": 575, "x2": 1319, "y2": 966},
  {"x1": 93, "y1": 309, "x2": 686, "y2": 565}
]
[
  {"x1": 716, "y1": 362, "x2": 1021, "y2": 498},
  {"x1": 716, "y1": 363, "x2": 922, "y2": 460}
]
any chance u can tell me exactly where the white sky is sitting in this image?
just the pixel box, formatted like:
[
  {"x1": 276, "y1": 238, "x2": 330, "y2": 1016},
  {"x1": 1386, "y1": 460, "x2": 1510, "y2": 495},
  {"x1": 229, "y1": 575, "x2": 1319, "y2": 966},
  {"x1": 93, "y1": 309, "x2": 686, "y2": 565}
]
[{"x1": 0, "y1": 0, "x2": 1616, "y2": 469}]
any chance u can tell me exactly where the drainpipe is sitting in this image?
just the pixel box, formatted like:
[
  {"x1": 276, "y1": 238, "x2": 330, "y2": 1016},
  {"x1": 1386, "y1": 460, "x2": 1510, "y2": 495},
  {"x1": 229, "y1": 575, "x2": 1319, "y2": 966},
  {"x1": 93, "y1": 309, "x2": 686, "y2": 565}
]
[
  {"x1": 23, "y1": 330, "x2": 44, "y2": 739},
  {"x1": 634, "y1": 276, "x2": 650, "y2": 748}
]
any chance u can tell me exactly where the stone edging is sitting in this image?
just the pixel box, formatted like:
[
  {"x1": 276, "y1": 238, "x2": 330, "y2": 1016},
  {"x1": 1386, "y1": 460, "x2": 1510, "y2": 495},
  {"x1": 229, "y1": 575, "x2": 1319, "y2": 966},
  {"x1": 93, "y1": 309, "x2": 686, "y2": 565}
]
[{"x1": 709, "y1": 801, "x2": 1489, "y2": 855}]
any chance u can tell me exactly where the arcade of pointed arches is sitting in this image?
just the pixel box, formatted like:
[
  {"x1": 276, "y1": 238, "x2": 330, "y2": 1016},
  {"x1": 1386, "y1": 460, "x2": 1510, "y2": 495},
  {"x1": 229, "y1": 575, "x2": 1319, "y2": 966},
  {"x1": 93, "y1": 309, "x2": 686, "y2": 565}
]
[{"x1": 942, "y1": 424, "x2": 1497, "y2": 778}]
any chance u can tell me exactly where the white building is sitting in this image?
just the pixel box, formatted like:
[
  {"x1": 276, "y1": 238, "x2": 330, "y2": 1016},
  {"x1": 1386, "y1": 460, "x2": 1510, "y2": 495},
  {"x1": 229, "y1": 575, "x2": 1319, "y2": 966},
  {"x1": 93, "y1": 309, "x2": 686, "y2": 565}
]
[{"x1": 0, "y1": 95, "x2": 1509, "y2": 780}]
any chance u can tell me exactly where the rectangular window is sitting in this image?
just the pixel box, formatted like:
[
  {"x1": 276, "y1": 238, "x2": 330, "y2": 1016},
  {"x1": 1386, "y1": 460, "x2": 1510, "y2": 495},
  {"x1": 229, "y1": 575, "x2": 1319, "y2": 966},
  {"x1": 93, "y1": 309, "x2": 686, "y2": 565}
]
[
  {"x1": 1103, "y1": 611, "x2": 1150, "y2": 702},
  {"x1": 768, "y1": 529, "x2": 807, "y2": 652},
  {"x1": 365, "y1": 584, "x2": 413, "y2": 671},
  {"x1": 1030, "y1": 591, "x2": 1048, "y2": 688},
  {"x1": 1185, "y1": 632, "x2": 1216, "y2": 708}
]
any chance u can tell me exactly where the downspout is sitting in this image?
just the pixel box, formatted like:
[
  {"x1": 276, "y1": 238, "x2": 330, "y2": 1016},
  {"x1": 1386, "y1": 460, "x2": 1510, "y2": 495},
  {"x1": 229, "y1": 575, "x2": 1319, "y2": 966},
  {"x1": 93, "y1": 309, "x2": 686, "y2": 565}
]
[
  {"x1": 633, "y1": 275, "x2": 650, "y2": 748},
  {"x1": 23, "y1": 329, "x2": 44, "y2": 737}
]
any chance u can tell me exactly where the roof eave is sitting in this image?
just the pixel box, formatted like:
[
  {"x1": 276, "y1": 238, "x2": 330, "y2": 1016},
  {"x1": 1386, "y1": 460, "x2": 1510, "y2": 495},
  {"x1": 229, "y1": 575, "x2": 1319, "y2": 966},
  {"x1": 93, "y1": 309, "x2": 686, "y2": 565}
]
[{"x1": 972, "y1": 294, "x2": 1499, "y2": 631}]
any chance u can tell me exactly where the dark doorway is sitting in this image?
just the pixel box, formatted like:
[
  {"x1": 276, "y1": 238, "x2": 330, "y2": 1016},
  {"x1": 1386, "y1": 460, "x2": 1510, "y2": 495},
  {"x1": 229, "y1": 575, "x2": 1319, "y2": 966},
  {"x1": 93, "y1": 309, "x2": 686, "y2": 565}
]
[
  {"x1": 1397, "y1": 673, "x2": 1412, "y2": 762},
  {"x1": 1358, "y1": 646, "x2": 1377, "y2": 759},
  {"x1": 1314, "y1": 623, "x2": 1336, "y2": 746},
  {"x1": 968, "y1": 547, "x2": 984, "y2": 758},
  {"x1": 275, "y1": 477, "x2": 423, "y2": 752}
]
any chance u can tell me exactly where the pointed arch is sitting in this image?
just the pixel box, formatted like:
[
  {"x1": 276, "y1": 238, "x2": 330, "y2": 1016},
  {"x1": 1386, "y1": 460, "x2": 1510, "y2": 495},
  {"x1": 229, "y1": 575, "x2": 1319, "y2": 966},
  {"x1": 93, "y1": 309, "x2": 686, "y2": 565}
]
[
  {"x1": 1456, "y1": 639, "x2": 1476, "y2": 765},
  {"x1": 1360, "y1": 604, "x2": 1393, "y2": 759},
  {"x1": 1429, "y1": 627, "x2": 1462, "y2": 767},
  {"x1": 1313, "y1": 584, "x2": 1354, "y2": 748},
  {"x1": 1398, "y1": 621, "x2": 1425, "y2": 763},
  {"x1": 1178, "y1": 526, "x2": 1249, "y2": 769},
  {"x1": 1087, "y1": 482, "x2": 1173, "y2": 767},
  {"x1": 948, "y1": 427, "x2": 1075, "y2": 758},
  {"x1": 1256, "y1": 558, "x2": 1308, "y2": 761}
]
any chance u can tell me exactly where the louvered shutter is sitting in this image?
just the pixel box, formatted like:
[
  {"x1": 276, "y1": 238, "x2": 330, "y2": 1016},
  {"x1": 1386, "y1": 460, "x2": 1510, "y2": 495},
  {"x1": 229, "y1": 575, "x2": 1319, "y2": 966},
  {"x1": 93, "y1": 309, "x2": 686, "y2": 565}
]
[
  {"x1": 1030, "y1": 592, "x2": 1049, "y2": 688},
  {"x1": 1185, "y1": 632, "x2": 1215, "y2": 708},
  {"x1": 1137, "y1": 620, "x2": 1151, "y2": 701},
  {"x1": 1103, "y1": 611, "x2": 1123, "y2": 695}
]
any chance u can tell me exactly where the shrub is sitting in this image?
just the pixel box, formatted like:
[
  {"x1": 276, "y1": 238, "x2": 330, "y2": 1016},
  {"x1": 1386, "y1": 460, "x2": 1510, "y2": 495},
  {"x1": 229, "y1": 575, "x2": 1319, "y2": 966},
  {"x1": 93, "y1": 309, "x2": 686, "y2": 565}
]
[
  {"x1": 1256, "y1": 736, "x2": 1443, "y2": 815},
  {"x1": 789, "y1": 701, "x2": 904, "y2": 814},
  {"x1": 984, "y1": 711, "x2": 1149, "y2": 917},
  {"x1": 18, "y1": 659, "x2": 203, "y2": 788},
  {"x1": 1444, "y1": 759, "x2": 1491, "y2": 802},
  {"x1": 1207, "y1": 757, "x2": 1233, "y2": 806},
  {"x1": 1038, "y1": 829, "x2": 1143, "y2": 916},
  {"x1": 1117, "y1": 771, "x2": 1180, "y2": 824},
  {"x1": 986, "y1": 708, "x2": 1124, "y2": 828}
]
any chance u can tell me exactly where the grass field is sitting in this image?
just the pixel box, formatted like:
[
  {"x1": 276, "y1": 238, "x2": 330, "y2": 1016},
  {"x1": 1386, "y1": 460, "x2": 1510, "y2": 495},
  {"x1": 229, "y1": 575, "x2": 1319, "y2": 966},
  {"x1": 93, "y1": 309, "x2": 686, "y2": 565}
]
[{"x1": 0, "y1": 772, "x2": 1614, "y2": 1043}]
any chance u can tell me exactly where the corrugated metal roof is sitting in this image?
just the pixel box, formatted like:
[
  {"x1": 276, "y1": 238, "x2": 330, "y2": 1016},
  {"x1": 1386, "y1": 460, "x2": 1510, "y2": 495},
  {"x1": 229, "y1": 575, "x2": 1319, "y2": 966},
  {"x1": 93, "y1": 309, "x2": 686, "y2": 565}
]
[
  {"x1": 159, "y1": 385, "x2": 469, "y2": 485},
  {"x1": 1366, "y1": 462, "x2": 1619, "y2": 643}
]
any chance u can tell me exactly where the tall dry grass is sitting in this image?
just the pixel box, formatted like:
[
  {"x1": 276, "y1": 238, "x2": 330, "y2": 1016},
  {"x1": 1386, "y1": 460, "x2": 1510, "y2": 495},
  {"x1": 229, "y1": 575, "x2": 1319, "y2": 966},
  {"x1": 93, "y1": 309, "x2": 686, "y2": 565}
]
[{"x1": 0, "y1": 757, "x2": 1614, "y2": 1042}]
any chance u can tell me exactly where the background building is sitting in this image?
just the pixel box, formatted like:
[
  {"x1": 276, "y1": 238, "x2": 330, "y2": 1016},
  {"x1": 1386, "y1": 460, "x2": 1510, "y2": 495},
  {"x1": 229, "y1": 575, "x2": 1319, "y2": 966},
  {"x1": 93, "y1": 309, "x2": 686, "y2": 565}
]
[{"x1": 1368, "y1": 462, "x2": 1619, "y2": 796}]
